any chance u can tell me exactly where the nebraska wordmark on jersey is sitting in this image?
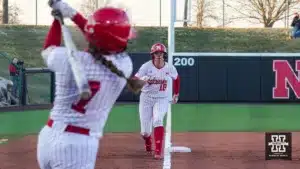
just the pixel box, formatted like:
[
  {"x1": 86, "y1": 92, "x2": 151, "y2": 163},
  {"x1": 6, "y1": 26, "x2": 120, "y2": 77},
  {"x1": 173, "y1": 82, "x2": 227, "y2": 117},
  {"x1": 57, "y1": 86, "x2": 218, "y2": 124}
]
[{"x1": 135, "y1": 60, "x2": 178, "y2": 98}]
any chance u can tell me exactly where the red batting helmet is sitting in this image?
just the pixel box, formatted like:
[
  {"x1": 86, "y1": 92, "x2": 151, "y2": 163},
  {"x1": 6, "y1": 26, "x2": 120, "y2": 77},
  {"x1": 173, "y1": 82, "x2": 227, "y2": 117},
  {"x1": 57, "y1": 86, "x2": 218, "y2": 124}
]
[
  {"x1": 84, "y1": 7, "x2": 136, "y2": 54},
  {"x1": 150, "y1": 43, "x2": 167, "y2": 54},
  {"x1": 150, "y1": 43, "x2": 167, "y2": 60}
]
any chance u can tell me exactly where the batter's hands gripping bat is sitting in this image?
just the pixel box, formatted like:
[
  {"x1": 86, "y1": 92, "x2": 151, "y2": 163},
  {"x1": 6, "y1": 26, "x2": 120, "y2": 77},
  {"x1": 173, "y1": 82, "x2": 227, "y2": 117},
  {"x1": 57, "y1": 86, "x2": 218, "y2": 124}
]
[{"x1": 51, "y1": 9, "x2": 91, "y2": 100}]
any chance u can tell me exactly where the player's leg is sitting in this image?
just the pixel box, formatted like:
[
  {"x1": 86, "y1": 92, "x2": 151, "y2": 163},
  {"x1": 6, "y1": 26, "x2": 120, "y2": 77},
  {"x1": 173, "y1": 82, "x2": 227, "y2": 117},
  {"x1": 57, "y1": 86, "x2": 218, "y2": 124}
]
[
  {"x1": 51, "y1": 133, "x2": 99, "y2": 169},
  {"x1": 152, "y1": 98, "x2": 169, "y2": 159},
  {"x1": 37, "y1": 78, "x2": 125, "y2": 169},
  {"x1": 139, "y1": 93, "x2": 155, "y2": 152},
  {"x1": 37, "y1": 125, "x2": 99, "y2": 169},
  {"x1": 37, "y1": 126, "x2": 52, "y2": 169}
]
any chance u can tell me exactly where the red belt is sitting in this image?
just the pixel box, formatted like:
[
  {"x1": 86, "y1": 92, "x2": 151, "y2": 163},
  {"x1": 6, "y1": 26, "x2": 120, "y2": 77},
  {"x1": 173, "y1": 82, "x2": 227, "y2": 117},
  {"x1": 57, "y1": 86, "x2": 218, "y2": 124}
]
[{"x1": 47, "y1": 119, "x2": 90, "y2": 136}]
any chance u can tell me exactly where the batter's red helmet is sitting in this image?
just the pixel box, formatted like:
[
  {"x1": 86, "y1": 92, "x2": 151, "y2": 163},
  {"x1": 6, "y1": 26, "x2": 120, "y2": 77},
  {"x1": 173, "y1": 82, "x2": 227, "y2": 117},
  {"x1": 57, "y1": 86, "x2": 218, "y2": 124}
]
[
  {"x1": 84, "y1": 7, "x2": 136, "y2": 54},
  {"x1": 150, "y1": 43, "x2": 167, "y2": 60}
]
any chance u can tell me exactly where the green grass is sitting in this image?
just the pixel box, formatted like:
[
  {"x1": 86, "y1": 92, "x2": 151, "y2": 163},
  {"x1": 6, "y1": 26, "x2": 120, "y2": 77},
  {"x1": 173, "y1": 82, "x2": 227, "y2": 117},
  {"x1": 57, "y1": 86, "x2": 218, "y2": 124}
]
[
  {"x1": 0, "y1": 25, "x2": 298, "y2": 104},
  {"x1": 0, "y1": 25, "x2": 296, "y2": 67},
  {"x1": 1, "y1": 104, "x2": 300, "y2": 136}
]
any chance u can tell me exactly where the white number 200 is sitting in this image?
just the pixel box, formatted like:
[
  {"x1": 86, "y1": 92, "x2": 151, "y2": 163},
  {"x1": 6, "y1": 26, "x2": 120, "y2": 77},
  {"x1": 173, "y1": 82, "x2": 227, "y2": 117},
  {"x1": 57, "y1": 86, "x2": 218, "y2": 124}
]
[{"x1": 174, "y1": 57, "x2": 195, "y2": 66}]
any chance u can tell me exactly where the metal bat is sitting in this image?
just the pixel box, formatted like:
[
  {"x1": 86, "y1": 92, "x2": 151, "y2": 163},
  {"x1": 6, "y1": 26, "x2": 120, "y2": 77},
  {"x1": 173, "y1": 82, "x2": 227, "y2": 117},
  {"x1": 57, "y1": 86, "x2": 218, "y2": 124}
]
[{"x1": 52, "y1": 10, "x2": 91, "y2": 100}]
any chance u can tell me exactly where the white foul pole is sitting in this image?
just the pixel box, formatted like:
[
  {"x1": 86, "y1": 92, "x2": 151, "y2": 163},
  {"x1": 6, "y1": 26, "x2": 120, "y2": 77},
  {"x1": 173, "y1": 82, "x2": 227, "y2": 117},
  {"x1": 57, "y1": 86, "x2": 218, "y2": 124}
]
[
  {"x1": 162, "y1": 0, "x2": 176, "y2": 168},
  {"x1": 163, "y1": 1, "x2": 191, "y2": 168}
]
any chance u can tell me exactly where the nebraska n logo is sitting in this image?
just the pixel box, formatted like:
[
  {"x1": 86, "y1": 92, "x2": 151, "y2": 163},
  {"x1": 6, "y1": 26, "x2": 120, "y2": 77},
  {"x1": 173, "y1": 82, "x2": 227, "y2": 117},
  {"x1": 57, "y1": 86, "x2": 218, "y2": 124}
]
[
  {"x1": 156, "y1": 45, "x2": 162, "y2": 50},
  {"x1": 273, "y1": 60, "x2": 300, "y2": 99}
]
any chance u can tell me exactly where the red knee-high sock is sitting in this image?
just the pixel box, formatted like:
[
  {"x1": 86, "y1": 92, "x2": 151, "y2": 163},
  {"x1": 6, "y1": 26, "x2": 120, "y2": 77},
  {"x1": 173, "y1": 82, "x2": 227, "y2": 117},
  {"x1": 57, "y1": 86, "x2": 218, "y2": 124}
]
[
  {"x1": 143, "y1": 135, "x2": 152, "y2": 152},
  {"x1": 154, "y1": 126, "x2": 164, "y2": 153},
  {"x1": 143, "y1": 135, "x2": 152, "y2": 146}
]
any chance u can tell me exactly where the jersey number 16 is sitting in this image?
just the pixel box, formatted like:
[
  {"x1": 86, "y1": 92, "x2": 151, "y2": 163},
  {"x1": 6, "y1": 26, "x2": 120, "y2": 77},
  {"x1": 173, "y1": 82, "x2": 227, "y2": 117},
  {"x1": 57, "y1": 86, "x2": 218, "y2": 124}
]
[{"x1": 159, "y1": 83, "x2": 167, "y2": 91}]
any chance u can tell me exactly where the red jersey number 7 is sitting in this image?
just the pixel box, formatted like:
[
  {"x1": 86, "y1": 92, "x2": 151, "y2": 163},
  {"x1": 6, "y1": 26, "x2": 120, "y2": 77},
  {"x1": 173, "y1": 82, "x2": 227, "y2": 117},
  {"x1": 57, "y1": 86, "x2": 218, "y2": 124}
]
[{"x1": 71, "y1": 81, "x2": 101, "y2": 114}]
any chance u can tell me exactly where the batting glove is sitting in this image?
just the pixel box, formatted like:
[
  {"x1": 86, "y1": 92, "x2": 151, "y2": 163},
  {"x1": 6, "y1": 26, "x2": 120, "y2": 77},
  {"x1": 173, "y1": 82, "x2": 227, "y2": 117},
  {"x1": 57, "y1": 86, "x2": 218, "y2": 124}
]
[
  {"x1": 172, "y1": 94, "x2": 179, "y2": 104},
  {"x1": 48, "y1": 0, "x2": 77, "y2": 19}
]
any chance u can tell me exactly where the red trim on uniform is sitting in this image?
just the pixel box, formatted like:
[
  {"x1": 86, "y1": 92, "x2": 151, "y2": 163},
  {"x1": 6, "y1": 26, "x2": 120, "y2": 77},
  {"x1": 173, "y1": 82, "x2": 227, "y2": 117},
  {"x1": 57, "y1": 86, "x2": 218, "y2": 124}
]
[
  {"x1": 173, "y1": 75, "x2": 180, "y2": 95},
  {"x1": 72, "y1": 12, "x2": 87, "y2": 34},
  {"x1": 65, "y1": 125, "x2": 90, "y2": 135},
  {"x1": 43, "y1": 19, "x2": 61, "y2": 49},
  {"x1": 47, "y1": 119, "x2": 90, "y2": 136}
]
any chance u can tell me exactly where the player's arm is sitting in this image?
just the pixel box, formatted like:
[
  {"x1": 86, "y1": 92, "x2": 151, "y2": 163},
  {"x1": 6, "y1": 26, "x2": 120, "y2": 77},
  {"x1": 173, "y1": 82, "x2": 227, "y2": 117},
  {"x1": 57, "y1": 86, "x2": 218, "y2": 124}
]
[
  {"x1": 43, "y1": 19, "x2": 61, "y2": 50},
  {"x1": 41, "y1": 18, "x2": 69, "y2": 73},
  {"x1": 71, "y1": 13, "x2": 87, "y2": 34},
  {"x1": 171, "y1": 65, "x2": 180, "y2": 103},
  {"x1": 41, "y1": 18, "x2": 62, "y2": 70},
  {"x1": 133, "y1": 63, "x2": 149, "y2": 81},
  {"x1": 173, "y1": 75, "x2": 180, "y2": 96}
]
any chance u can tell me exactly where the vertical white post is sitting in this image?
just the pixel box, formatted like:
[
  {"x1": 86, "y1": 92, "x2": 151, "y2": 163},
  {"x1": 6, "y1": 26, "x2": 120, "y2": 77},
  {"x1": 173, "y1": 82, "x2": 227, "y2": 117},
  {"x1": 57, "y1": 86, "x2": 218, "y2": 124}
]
[
  {"x1": 163, "y1": 0, "x2": 176, "y2": 169},
  {"x1": 35, "y1": 0, "x2": 38, "y2": 25},
  {"x1": 168, "y1": 0, "x2": 176, "y2": 60},
  {"x1": 188, "y1": 0, "x2": 192, "y2": 22},
  {"x1": 163, "y1": 1, "x2": 191, "y2": 168},
  {"x1": 159, "y1": 0, "x2": 162, "y2": 26},
  {"x1": 168, "y1": 0, "x2": 176, "y2": 112}
]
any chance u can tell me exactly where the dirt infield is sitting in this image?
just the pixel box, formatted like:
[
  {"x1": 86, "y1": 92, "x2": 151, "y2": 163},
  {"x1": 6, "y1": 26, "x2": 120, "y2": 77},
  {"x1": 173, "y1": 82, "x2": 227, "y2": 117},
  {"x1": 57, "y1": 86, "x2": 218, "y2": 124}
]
[{"x1": 1, "y1": 132, "x2": 300, "y2": 169}]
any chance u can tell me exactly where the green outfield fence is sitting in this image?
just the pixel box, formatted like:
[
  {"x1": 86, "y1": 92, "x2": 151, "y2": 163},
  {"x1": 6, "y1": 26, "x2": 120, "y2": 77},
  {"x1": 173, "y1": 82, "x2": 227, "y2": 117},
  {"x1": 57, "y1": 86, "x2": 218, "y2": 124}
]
[
  {"x1": 20, "y1": 68, "x2": 55, "y2": 105},
  {"x1": 0, "y1": 52, "x2": 11, "y2": 80}
]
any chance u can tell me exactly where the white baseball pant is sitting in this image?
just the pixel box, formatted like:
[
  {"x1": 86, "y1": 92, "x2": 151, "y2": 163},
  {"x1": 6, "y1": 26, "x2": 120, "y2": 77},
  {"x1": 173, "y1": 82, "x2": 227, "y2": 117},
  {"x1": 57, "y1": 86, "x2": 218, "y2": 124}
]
[
  {"x1": 139, "y1": 92, "x2": 169, "y2": 137},
  {"x1": 37, "y1": 126, "x2": 99, "y2": 169}
]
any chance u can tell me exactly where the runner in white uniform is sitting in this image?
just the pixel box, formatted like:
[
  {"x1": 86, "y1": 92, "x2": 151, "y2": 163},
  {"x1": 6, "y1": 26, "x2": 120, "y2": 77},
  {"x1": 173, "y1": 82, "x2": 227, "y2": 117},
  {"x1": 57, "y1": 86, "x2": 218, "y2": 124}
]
[
  {"x1": 37, "y1": 1, "x2": 138, "y2": 168},
  {"x1": 134, "y1": 43, "x2": 180, "y2": 159}
]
